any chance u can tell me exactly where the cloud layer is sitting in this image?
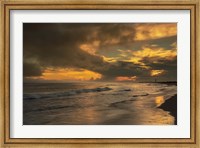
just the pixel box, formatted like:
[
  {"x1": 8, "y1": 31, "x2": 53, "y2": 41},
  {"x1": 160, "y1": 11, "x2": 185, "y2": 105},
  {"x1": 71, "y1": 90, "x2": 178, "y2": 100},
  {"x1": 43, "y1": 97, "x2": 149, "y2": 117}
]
[{"x1": 23, "y1": 23, "x2": 177, "y2": 82}]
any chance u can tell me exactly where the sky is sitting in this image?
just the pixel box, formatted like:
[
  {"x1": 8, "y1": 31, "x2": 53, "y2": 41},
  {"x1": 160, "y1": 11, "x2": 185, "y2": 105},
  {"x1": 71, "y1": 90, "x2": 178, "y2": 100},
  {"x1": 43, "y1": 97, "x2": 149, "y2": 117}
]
[{"x1": 23, "y1": 23, "x2": 177, "y2": 82}]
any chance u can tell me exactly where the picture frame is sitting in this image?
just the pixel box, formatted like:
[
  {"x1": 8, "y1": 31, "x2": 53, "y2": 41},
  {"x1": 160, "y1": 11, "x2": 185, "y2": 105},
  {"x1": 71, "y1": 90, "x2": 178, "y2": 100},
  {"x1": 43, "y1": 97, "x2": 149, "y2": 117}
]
[{"x1": 0, "y1": 0, "x2": 199, "y2": 147}]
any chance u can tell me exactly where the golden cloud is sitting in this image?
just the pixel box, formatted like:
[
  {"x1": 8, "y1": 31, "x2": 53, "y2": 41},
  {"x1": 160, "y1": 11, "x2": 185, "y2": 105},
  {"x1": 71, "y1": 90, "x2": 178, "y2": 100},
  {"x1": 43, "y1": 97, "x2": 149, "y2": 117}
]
[
  {"x1": 102, "y1": 56, "x2": 117, "y2": 63},
  {"x1": 27, "y1": 68, "x2": 102, "y2": 81},
  {"x1": 150, "y1": 70, "x2": 165, "y2": 76},
  {"x1": 132, "y1": 46, "x2": 177, "y2": 61},
  {"x1": 134, "y1": 24, "x2": 177, "y2": 41},
  {"x1": 79, "y1": 40, "x2": 100, "y2": 55},
  {"x1": 117, "y1": 45, "x2": 176, "y2": 70}
]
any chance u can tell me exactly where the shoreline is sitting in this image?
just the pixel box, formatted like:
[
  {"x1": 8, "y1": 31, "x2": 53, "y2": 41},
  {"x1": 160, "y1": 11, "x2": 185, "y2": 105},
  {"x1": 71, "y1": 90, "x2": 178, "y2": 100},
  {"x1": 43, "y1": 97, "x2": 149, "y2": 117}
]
[
  {"x1": 158, "y1": 94, "x2": 177, "y2": 125},
  {"x1": 156, "y1": 82, "x2": 177, "y2": 86}
]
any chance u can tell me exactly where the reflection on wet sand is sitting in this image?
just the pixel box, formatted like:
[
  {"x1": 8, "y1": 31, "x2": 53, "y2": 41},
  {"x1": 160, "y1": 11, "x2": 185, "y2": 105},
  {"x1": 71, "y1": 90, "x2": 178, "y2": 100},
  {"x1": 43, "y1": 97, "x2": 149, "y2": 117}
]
[
  {"x1": 69, "y1": 96, "x2": 102, "y2": 124},
  {"x1": 155, "y1": 96, "x2": 165, "y2": 107}
]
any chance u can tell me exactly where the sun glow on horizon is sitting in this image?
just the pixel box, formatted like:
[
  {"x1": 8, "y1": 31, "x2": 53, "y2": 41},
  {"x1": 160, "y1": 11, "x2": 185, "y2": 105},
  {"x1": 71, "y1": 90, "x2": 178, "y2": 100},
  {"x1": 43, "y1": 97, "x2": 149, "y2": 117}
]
[
  {"x1": 26, "y1": 68, "x2": 102, "y2": 81},
  {"x1": 115, "y1": 76, "x2": 137, "y2": 81}
]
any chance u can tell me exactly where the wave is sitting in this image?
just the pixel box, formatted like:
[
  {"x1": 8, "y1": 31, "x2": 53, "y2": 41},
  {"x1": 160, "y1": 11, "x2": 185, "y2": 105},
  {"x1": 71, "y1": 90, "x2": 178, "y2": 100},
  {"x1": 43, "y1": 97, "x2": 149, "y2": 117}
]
[
  {"x1": 25, "y1": 105, "x2": 75, "y2": 113},
  {"x1": 109, "y1": 98, "x2": 137, "y2": 107},
  {"x1": 110, "y1": 93, "x2": 150, "y2": 107},
  {"x1": 132, "y1": 93, "x2": 149, "y2": 97},
  {"x1": 24, "y1": 87, "x2": 112, "y2": 100},
  {"x1": 120, "y1": 89, "x2": 132, "y2": 91}
]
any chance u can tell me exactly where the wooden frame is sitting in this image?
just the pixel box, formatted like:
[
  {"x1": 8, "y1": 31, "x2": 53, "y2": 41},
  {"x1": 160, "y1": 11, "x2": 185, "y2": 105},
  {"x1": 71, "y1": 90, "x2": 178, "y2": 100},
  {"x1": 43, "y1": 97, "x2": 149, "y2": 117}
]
[{"x1": 0, "y1": 0, "x2": 199, "y2": 147}]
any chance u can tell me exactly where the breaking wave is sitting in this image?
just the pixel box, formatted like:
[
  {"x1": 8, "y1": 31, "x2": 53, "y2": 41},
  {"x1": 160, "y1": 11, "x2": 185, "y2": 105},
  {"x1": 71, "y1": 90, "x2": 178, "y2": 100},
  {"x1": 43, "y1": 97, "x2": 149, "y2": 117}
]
[{"x1": 24, "y1": 87, "x2": 112, "y2": 100}]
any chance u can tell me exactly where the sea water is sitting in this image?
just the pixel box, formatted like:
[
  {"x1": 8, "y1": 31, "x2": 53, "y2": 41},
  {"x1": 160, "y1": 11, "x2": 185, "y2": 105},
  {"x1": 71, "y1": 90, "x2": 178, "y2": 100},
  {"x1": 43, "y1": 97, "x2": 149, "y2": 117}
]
[{"x1": 23, "y1": 82, "x2": 177, "y2": 125}]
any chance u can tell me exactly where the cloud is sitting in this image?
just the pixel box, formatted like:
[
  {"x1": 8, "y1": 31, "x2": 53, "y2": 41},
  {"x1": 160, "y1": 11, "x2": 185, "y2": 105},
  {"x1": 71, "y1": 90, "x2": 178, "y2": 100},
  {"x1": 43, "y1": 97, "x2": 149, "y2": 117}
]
[
  {"x1": 23, "y1": 62, "x2": 43, "y2": 77},
  {"x1": 98, "y1": 61, "x2": 149, "y2": 81},
  {"x1": 140, "y1": 57, "x2": 177, "y2": 81},
  {"x1": 23, "y1": 23, "x2": 108, "y2": 74},
  {"x1": 131, "y1": 45, "x2": 177, "y2": 63},
  {"x1": 134, "y1": 23, "x2": 177, "y2": 41},
  {"x1": 150, "y1": 70, "x2": 166, "y2": 76},
  {"x1": 23, "y1": 23, "x2": 177, "y2": 81}
]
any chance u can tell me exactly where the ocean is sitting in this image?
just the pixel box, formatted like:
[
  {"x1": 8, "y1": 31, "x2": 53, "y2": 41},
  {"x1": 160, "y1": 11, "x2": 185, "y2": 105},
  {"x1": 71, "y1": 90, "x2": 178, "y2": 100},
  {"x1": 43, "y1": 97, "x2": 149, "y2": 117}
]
[{"x1": 23, "y1": 82, "x2": 177, "y2": 125}]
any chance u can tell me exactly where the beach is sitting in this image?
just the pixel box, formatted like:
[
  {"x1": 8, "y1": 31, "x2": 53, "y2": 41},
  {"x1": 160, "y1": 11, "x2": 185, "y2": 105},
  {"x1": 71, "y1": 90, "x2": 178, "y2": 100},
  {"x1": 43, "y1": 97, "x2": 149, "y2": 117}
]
[{"x1": 158, "y1": 94, "x2": 177, "y2": 124}]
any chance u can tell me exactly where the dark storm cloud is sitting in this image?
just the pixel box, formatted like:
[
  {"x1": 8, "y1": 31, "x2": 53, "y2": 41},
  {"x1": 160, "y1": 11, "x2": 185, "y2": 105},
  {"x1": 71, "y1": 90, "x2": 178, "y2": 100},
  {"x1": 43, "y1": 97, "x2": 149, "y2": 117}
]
[
  {"x1": 140, "y1": 57, "x2": 177, "y2": 81},
  {"x1": 141, "y1": 57, "x2": 177, "y2": 71},
  {"x1": 100, "y1": 61, "x2": 148, "y2": 77},
  {"x1": 96, "y1": 24, "x2": 136, "y2": 47},
  {"x1": 23, "y1": 23, "x2": 137, "y2": 77},
  {"x1": 99, "y1": 59, "x2": 177, "y2": 81},
  {"x1": 23, "y1": 62, "x2": 43, "y2": 77},
  {"x1": 23, "y1": 23, "x2": 108, "y2": 75}
]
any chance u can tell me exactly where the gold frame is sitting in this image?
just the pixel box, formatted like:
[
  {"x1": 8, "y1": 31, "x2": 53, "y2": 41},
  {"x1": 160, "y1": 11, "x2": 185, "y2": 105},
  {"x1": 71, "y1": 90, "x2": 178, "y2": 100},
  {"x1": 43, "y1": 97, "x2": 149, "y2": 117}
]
[{"x1": 0, "y1": 0, "x2": 199, "y2": 147}]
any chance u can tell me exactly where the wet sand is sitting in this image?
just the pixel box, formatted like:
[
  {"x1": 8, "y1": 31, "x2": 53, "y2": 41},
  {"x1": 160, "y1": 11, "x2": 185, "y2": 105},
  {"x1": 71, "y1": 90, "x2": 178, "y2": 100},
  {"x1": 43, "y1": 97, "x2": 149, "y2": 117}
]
[{"x1": 158, "y1": 95, "x2": 177, "y2": 125}]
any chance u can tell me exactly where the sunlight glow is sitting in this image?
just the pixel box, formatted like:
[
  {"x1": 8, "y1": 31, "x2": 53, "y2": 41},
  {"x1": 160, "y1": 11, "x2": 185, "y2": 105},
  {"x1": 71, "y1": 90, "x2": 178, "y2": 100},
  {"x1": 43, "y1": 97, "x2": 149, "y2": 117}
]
[
  {"x1": 102, "y1": 56, "x2": 117, "y2": 63},
  {"x1": 79, "y1": 40, "x2": 100, "y2": 55},
  {"x1": 134, "y1": 24, "x2": 177, "y2": 41},
  {"x1": 155, "y1": 96, "x2": 165, "y2": 107},
  {"x1": 116, "y1": 76, "x2": 137, "y2": 81},
  {"x1": 133, "y1": 47, "x2": 177, "y2": 60},
  {"x1": 27, "y1": 68, "x2": 102, "y2": 81},
  {"x1": 151, "y1": 70, "x2": 165, "y2": 76}
]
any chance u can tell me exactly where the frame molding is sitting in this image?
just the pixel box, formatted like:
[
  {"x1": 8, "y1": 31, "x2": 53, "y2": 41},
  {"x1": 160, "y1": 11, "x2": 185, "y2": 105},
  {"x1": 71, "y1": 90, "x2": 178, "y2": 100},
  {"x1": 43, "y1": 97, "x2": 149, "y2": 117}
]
[{"x1": 0, "y1": 0, "x2": 199, "y2": 147}]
